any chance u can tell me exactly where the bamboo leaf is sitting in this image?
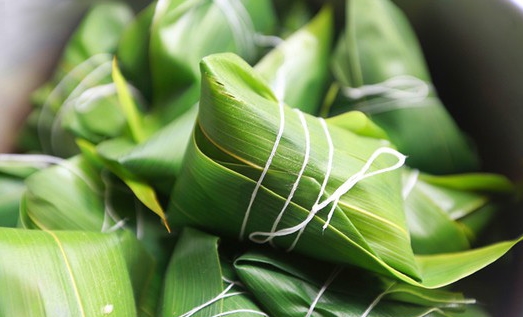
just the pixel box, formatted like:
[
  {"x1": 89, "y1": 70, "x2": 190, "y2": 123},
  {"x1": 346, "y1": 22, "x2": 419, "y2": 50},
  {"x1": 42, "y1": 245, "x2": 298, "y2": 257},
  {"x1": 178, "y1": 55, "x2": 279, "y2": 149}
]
[
  {"x1": 100, "y1": 0, "x2": 279, "y2": 183},
  {"x1": 91, "y1": 140, "x2": 171, "y2": 232},
  {"x1": 6, "y1": 1, "x2": 521, "y2": 315},
  {"x1": 20, "y1": 155, "x2": 106, "y2": 231},
  {"x1": 254, "y1": 6, "x2": 333, "y2": 114},
  {"x1": 169, "y1": 52, "x2": 522, "y2": 289},
  {"x1": 416, "y1": 237, "x2": 523, "y2": 288},
  {"x1": 21, "y1": 2, "x2": 134, "y2": 156},
  {"x1": 418, "y1": 173, "x2": 514, "y2": 193},
  {"x1": 0, "y1": 176, "x2": 25, "y2": 227},
  {"x1": 59, "y1": 3, "x2": 134, "y2": 72},
  {"x1": 170, "y1": 52, "x2": 419, "y2": 280},
  {"x1": 117, "y1": 3, "x2": 156, "y2": 101},
  {"x1": 103, "y1": 2, "x2": 334, "y2": 186},
  {"x1": 404, "y1": 169, "x2": 515, "y2": 254},
  {"x1": 0, "y1": 228, "x2": 153, "y2": 317},
  {"x1": 235, "y1": 249, "x2": 474, "y2": 317},
  {"x1": 94, "y1": 104, "x2": 199, "y2": 192},
  {"x1": 62, "y1": 84, "x2": 127, "y2": 144},
  {"x1": 149, "y1": 0, "x2": 276, "y2": 119},
  {"x1": 330, "y1": 0, "x2": 480, "y2": 174},
  {"x1": 112, "y1": 58, "x2": 148, "y2": 143},
  {"x1": 326, "y1": 110, "x2": 389, "y2": 140},
  {"x1": 159, "y1": 227, "x2": 267, "y2": 316}
]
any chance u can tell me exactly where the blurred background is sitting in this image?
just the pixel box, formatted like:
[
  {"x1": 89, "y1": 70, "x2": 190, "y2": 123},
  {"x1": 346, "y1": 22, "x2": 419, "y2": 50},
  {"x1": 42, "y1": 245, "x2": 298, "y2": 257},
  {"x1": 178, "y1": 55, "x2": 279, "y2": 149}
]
[
  {"x1": 0, "y1": 0, "x2": 148, "y2": 152},
  {"x1": 1, "y1": 0, "x2": 86, "y2": 152},
  {"x1": 393, "y1": 2, "x2": 523, "y2": 315},
  {"x1": 1, "y1": 0, "x2": 522, "y2": 316}
]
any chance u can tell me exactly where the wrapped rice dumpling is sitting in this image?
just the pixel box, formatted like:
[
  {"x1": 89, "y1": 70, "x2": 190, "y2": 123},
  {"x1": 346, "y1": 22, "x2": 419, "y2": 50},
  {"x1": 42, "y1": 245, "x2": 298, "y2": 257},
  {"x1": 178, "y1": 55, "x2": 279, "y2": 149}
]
[
  {"x1": 95, "y1": 4, "x2": 332, "y2": 187},
  {"x1": 169, "y1": 53, "x2": 522, "y2": 289},
  {"x1": 163, "y1": 227, "x2": 483, "y2": 317},
  {"x1": 19, "y1": 2, "x2": 134, "y2": 157},
  {"x1": 170, "y1": 52, "x2": 417, "y2": 280},
  {"x1": 254, "y1": 6, "x2": 333, "y2": 115},
  {"x1": 235, "y1": 249, "x2": 478, "y2": 317},
  {"x1": 147, "y1": 0, "x2": 277, "y2": 121},
  {"x1": 329, "y1": 0, "x2": 480, "y2": 174}
]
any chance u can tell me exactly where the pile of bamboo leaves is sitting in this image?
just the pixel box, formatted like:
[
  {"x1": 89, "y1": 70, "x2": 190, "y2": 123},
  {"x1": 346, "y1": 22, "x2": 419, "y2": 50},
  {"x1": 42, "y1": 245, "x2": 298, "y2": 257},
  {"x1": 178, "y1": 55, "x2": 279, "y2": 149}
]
[{"x1": 1, "y1": 0, "x2": 522, "y2": 316}]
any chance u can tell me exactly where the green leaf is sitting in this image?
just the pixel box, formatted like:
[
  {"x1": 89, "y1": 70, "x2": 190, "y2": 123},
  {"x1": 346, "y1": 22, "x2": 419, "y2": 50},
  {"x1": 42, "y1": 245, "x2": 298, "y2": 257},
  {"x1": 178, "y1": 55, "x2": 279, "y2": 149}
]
[
  {"x1": 104, "y1": 3, "x2": 332, "y2": 184},
  {"x1": 22, "y1": 2, "x2": 134, "y2": 156},
  {"x1": 89, "y1": 140, "x2": 171, "y2": 232},
  {"x1": 0, "y1": 228, "x2": 154, "y2": 317},
  {"x1": 330, "y1": 0, "x2": 480, "y2": 174},
  {"x1": 416, "y1": 237, "x2": 523, "y2": 288},
  {"x1": 117, "y1": 3, "x2": 156, "y2": 101},
  {"x1": 59, "y1": 3, "x2": 134, "y2": 72},
  {"x1": 235, "y1": 249, "x2": 474, "y2": 317},
  {"x1": 159, "y1": 227, "x2": 266, "y2": 316},
  {"x1": 254, "y1": 6, "x2": 333, "y2": 114},
  {"x1": 403, "y1": 170, "x2": 513, "y2": 254},
  {"x1": 326, "y1": 110, "x2": 389, "y2": 140},
  {"x1": 112, "y1": 58, "x2": 148, "y2": 143},
  {"x1": 61, "y1": 84, "x2": 127, "y2": 144},
  {"x1": 0, "y1": 176, "x2": 25, "y2": 227},
  {"x1": 148, "y1": 0, "x2": 276, "y2": 121},
  {"x1": 20, "y1": 155, "x2": 106, "y2": 231},
  {"x1": 94, "y1": 104, "x2": 199, "y2": 192},
  {"x1": 418, "y1": 173, "x2": 514, "y2": 193},
  {"x1": 171, "y1": 52, "x2": 419, "y2": 281},
  {"x1": 169, "y1": 52, "x2": 522, "y2": 289}
]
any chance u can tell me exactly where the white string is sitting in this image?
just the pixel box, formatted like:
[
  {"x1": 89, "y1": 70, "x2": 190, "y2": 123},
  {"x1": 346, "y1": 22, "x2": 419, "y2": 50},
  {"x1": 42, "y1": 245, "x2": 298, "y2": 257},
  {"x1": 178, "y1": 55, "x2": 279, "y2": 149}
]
[
  {"x1": 247, "y1": 116, "x2": 332, "y2": 249},
  {"x1": 0, "y1": 153, "x2": 65, "y2": 168},
  {"x1": 73, "y1": 83, "x2": 118, "y2": 112},
  {"x1": 49, "y1": 61, "x2": 113, "y2": 154},
  {"x1": 0, "y1": 153, "x2": 101, "y2": 194},
  {"x1": 417, "y1": 308, "x2": 448, "y2": 317},
  {"x1": 221, "y1": 277, "x2": 240, "y2": 285},
  {"x1": 354, "y1": 96, "x2": 436, "y2": 114},
  {"x1": 242, "y1": 73, "x2": 405, "y2": 250},
  {"x1": 305, "y1": 266, "x2": 343, "y2": 317},
  {"x1": 37, "y1": 54, "x2": 112, "y2": 153},
  {"x1": 287, "y1": 118, "x2": 334, "y2": 251},
  {"x1": 314, "y1": 147, "x2": 406, "y2": 217},
  {"x1": 151, "y1": 0, "x2": 168, "y2": 26},
  {"x1": 103, "y1": 219, "x2": 127, "y2": 233},
  {"x1": 239, "y1": 87, "x2": 286, "y2": 241},
  {"x1": 343, "y1": 75, "x2": 431, "y2": 100},
  {"x1": 214, "y1": 0, "x2": 256, "y2": 60},
  {"x1": 254, "y1": 110, "x2": 310, "y2": 247},
  {"x1": 253, "y1": 33, "x2": 284, "y2": 47},
  {"x1": 249, "y1": 147, "x2": 406, "y2": 249},
  {"x1": 272, "y1": 62, "x2": 287, "y2": 101},
  {"x1": 402, "y1": 169, "x2": 419, "y2": 200},
  {"x1": 358, "y1": 283, "x2": 476, "y2": 317},
  {"x1": 359, "y1": 283, "x2": 396, "y2": 317},
  {"x1": 178, "y1": 283, "x2": 246, "y2": 317},
  {"x1": 135, "y1": 204, "x2": 145, "y2": 240},
  {"x1": 342, "y1": 75, "x2": 433, "y2": 114},
  {"x1": 210, "y1": 310, "x2": 268, "y2": 317},
  {"x1": 178, "y1": 278, "x2": 268, "y2": 317}
]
